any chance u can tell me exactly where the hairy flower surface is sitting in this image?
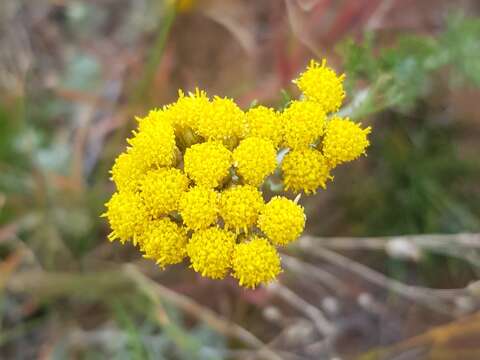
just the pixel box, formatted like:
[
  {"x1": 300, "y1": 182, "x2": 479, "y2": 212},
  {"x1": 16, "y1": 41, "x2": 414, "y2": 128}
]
[
  {"x1": 258, "y1": 196, "x2": 305, "y2": 246},
  {"x1": 140, "y1": 218, "x2": 187, "y2": 268},
  {"x1": 196, "y1": 96, "x2": 245, "y2": 142},
  {"x1": 282, "y1": 148, "x2": 332, "y2": 194},
  {"x1": 187, "y1": 227, "x2": 236, "y2": 279},
  {"x1": 282, "y1": 100, "x2": 326, "y2": 149},
  {"x1": 219, "y1": 185, "x2": 264, "y2": 233},
  {"x1": 233, "y1": 137, "x2": 277, "y2": 186},
  {"x1": 294, "y1": 59, "x2": 346, "y2": 113},
  {"x1": 127, "y1": 118, "x2": 176, "y2": 168},
  {"x1": 103, "y1": 191, "x2": 148, "y2": 244},
  {"x1": 232, "y1": 237, "x2": 281, "y2": 288},
  {"x1": 245, "y1": 106, "x2": 282, "y2": 147},
  {"x1": 140, "y1": 168, "x2": 189, "y2": 217},
  {"x1": 110, "y1": 152, "x2": 148, "y2": 192},
  {"x1": 179, "y1": 186, "x2": 218, "y2": 230},
  {"x1": 323, "y1": 117, "x2": 371, "y2": 167},
  {"x1": 168, "y1": 89, "x2": 210, "y2": 131},
  {"x1": 184, "y1": 141, "x2": 232, "y2": 188}
]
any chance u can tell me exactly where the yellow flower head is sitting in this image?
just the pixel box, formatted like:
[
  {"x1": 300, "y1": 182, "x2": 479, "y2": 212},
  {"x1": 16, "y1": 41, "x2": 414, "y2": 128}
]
[
  {"x1": 219, "y1": 185, "x2": 264, "y2": 233},
  {"x1": 140, "y1": 168, "x2": 190, "y2": 217},
  {"x1": 127, "y1": 117, "x2": 176, "y2": 168},
  {"x1": 187, "y1": 227, "x2": 236, "y2": 279},
  {"x1": 110, "y1": 152, "x2": 148, "y2": 192},
  {"x1": 136, "y1": 108, "x2": 170, "y2": 132},
  {"x1": 258, "y1": 196, "x2": 305, "y2": 246},
  {"x1": 179, "y1": 186, "x2": 218, "y2": 230},
  {"x1": 139, "y1": 218, "x2": 188, "y2": 268},
  {"x1": 232, "y1": 237, "x2": 282, "y2": 288},
  {"x1": 322, "y1": 117, "x2": 371, "y2": 167},
  {"x1": 233, "y1": 137, "x2": 277, "y2": 186},
  {"x1": 281, "y1": 148, "x2": 332, "y2": 194},
  {"x1": 294, "y1": 59, "x2": 346, "y2": 113},
  {"x1": 184, "y1": 141, "x2": 232, "y2": 188},
  {"x1": 245, "y1": 106, "x2": 283, "y2": 147},
  {"x1": 196, "y1": 96, "x2": 245, "y2": 143},
  {"x1": 168, "y1": 89, "x2": 210, "y2": 131},
  {"x1": 103, "y1": 191, "x2": 148, "y2": 244},
  {"x1": 282, "y1": 100, "x2": 326, "y2": 149}
]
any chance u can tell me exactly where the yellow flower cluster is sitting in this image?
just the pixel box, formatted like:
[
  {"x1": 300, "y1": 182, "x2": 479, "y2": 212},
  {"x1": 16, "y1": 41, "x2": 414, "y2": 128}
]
[{"x1": 103, "y1": 59, "x2": 371, "y2": 288}]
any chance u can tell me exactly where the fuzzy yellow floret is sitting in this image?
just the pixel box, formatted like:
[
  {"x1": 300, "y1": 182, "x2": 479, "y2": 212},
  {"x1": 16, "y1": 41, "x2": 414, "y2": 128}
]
[
  {"x1": 168, "y1": 89, "x2": 210, "y2": 131},
  {"x1": 219, "y1": 185, "x2": 264, "y2": 233},
  {"x1": 103, "y1": 191, "x2": 148, "y2": 245},
  {"x1": 127, "y1": 117, "x2": 176, "y2": 168},
  {"x1": 139, "y1": 218, "x2": 188, "y2": 268},
  {"x1": 179, "y1": 186, "x2": 218, "y2": 230},
  {"x1": 187, "y1": 227, "x2": 236, "y2": 279},
  {"x1": 110, "y1": 152, "x2": 149, "y2": 192},
  {"x1": 196, "y1": 96, "x2": 245, "y2": 143},
  {"x1": 139, "y1": 168, "x2": 189, "y2": 218},
  {"x1": 245, "y1": 106, "x2": 283, "y2": 147},
  {"x1": 258, "y1": 196, "x2": 305, "y2": 246},
  {"x1": 233, "y1": 137, "x2": 277, "y2": 186},
  {"x1": 322, "y1": 117, "x2": 371, "y2": 167},
  {"x1": 136, "y1": 108, "x2": 170, "y2": 132},
  {"x1": 232, "y1": 237, "x2": 282, "y2": 288},
  {"x1": 184, "y1": 141, "x2": 232, "y2": 188},
  {"x1": 294, "y1": 59, "x2": 346, "y2": 113},
  {"x1": 281, "y1": 148, "x2": 332, "y2": 194},
  {"x1": 282, "y1": 100, "x2": 326, "y2": 149}
]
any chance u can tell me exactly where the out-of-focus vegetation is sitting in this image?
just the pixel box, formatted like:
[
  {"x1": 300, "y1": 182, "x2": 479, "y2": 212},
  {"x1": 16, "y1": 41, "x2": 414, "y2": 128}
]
[{"x1": 1, "y1": 1, "x2": 480, "y2": 359}]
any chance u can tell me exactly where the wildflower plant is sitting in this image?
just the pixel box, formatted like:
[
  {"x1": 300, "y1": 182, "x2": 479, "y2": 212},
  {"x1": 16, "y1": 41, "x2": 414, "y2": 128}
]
[{"x1": 103, "y1": 59, "x2": 371, "y2": 288}]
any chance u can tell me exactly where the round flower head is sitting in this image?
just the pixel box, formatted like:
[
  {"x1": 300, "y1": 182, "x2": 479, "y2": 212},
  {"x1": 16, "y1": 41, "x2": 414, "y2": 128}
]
[
  {"x1": 136, "y1": 108, "x2": 171, "y2": 133},
  {"x1": 184, "y1": 141, "x2": 232, "y2": 188},
  {"x1": 232, "y1": 237, "x2": 282, "y2": 288},
  {"x1": 233, "y1": 137, "x2": 277, "y2": 186},
  {"x1": 103, "y1": 191, "x2": 148, "y2": 245},
  {"x1": 110, "y1": 152, "x2": 149, "y2": 192},
  {"x1": 179, "y1": 186, "x2": 219, "y2": 230},
  {"x1": 294, "y1": 59, "x2": 346, "y2": 113},
  {"x1": 322, "y1": 117, "x2": 371, "y2": 167},
  {"x1": 245, "y1": 106, "x2": 282, "y2": 147},
  {"x1": 196, "y1": 96, "x2": 245, "y2": 143},
  {"x1": 187, "y1": 227, "x2": 236, "y2": 279},
  {"x1": 281, "y1": 148, "x2": 332, "y2": 194},
  {"x1": 127, "y1": 117, "x2": 176, "y2": 168},
  {"x1": 258, "y1": 196, "x2": 305, "y2": 246},
  {"x1": 282, "y1": 100, "x2": 326, "y2": 149},
  {"x1": 139, "y1": 218, "x2": 188, "y2": 268},
  {"x1": 219, "y1": 185, "x2": 264, "y2": 233},
  {"x1": 168, "y1": 89, "x2": 211, "y2": 132},
  {"x1": 140, "y1": 168, "x2": 189, "y2": 218}
]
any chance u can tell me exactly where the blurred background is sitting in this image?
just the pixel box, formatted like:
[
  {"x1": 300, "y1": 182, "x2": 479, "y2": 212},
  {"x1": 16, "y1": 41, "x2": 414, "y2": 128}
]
[{"x1": 1, "y1": 0, "x2": 480, "y2": 359}]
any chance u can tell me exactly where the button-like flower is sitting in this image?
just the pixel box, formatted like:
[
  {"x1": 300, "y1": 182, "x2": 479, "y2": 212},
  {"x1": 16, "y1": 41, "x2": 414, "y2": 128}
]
[
  {"x1": 127, "y1": 117, "x2": 176, "y2": 168},
  {"x1": 219, "y1": 185, "x2": 264, "y2": 233},
  {"x1": 103, "y1": 191, "x2": 148, "y2": 245},
  {"x1": 233, "y1": 137, "x2": 277, "y2": 186},
  {"x1": 281, "y1": 148, "x2": 332, "y2": 194},
  {"x1": 282, "y1": 100, "x2": 326, "y2": 149},
  {"x1": 323, "y1": 117, "x2": 371, "y2": 167},
  {"x1": 110, "y1": 152, "x2": 149, "y2": 193},
  {"x1": 258, "y1": 196, "x2": 305, "y2": 246},
  {"x1": 139, "y1": 168, "x2": 189, "y2": 217},
  {"x1": 294, "y1": 59, "x2": 346, "y2": 113},
  {"x1": 245, "y1": 106, "x2": 283, "y2": 147},
  {"x1": 196, "y1": 96, "x2": 245, "y2": 143},
  {"x1": 179, "y1": 186, "x2": 219, "y2": 230},
  {"x1": 232, "y1": 237, "x2": 281, "y2": 288},
  {"x1": 187, "y1": 227, "x2": 236, "y2": 279},
  {"x1": 184, "y1": 141, "x2": 232, "y2": 188},
  {"x1": 139, "y1": 218, "x2": 188, "y2": 268}
]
